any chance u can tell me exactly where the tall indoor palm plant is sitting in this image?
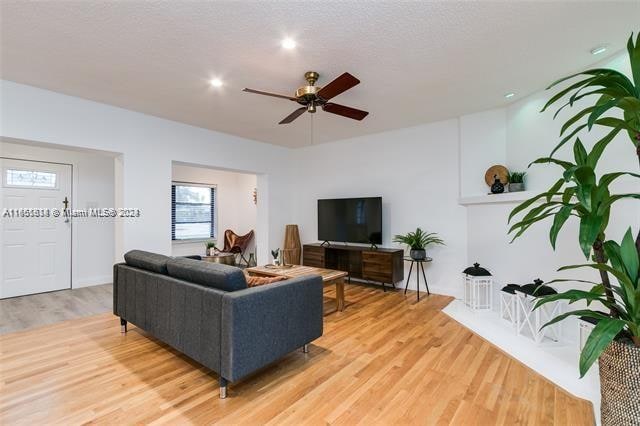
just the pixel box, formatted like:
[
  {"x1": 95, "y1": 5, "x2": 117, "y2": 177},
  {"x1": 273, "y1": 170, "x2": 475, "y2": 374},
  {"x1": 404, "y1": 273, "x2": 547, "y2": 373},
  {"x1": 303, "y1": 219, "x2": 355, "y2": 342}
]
[{"x1": 508, "y1": 33, "x2": 640, "y2": 425}]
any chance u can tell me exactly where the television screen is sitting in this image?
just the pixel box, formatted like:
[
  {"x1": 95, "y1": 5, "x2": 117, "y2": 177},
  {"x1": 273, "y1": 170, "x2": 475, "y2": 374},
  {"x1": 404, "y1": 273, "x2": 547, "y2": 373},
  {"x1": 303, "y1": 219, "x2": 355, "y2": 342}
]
[{"x1": 318, "y1": 197, "x2": 382, "y2": 245}]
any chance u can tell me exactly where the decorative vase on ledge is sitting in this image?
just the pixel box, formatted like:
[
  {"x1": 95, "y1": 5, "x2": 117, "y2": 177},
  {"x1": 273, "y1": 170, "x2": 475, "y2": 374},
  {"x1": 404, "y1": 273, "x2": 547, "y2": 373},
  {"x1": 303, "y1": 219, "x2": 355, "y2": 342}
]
[{"x1": 490, "y1": 175, "x2": 505, "y2": 194}]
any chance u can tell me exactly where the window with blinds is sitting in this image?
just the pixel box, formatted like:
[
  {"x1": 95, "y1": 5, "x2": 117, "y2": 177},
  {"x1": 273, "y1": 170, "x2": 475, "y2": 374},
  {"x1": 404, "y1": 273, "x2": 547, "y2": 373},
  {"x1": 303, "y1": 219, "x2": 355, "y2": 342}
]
[{"x1": 171, "y1": 183, "x2": 216, "y2": 241}]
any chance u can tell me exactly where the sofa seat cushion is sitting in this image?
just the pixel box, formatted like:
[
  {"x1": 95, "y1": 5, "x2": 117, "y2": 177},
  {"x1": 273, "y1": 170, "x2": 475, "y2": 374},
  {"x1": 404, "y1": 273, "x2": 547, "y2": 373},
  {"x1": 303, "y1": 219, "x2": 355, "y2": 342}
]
[
  {"x1": 166, "y1": 257, "x2": 247, "y2": 292},
  {"x1": 124, "y1": 250, "x2": 170, "y2": 274}
]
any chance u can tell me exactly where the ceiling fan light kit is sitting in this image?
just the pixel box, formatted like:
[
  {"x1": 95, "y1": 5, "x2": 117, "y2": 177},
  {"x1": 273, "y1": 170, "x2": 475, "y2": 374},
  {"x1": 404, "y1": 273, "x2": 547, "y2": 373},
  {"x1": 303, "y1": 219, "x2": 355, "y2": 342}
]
[{"x1": 243, "y1": 71, "x2": 369, "y2": 124}]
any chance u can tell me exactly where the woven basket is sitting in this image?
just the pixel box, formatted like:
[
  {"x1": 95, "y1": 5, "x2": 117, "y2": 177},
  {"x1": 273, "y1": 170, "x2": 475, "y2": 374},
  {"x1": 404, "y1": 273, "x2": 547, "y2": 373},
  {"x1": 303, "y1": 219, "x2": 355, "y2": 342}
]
[{"x1": 599, "y1": 339, "x2": 640, "y2": 426}]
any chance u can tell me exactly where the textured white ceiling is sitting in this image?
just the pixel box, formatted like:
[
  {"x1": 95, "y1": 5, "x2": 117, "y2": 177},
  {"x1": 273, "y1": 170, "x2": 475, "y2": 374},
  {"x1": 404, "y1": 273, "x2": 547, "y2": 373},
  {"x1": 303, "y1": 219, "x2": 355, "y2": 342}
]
[{"x1": 1, "y1": 1, "x2": 638, "y2": 148}]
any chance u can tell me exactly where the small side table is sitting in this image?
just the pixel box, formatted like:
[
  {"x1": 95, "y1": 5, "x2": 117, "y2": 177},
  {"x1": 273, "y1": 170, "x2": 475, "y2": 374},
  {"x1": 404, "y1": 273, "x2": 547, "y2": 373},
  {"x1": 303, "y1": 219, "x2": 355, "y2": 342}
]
[
  {"x1": 202, "y1": 252, "x2": 236, "y2": 266},
  {"x1": 404, "y1": 257, "x2": 432, "y2": 301}
]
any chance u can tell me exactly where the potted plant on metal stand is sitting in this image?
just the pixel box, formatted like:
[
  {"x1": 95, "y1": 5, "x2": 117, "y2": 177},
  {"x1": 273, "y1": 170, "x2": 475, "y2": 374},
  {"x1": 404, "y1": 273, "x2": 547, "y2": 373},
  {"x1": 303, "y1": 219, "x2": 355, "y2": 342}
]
[
  {"x1": 508, "y1": 33, "x2": 640, "y2": 425},
  {"x1": 393, "y1": 228, "x2": 444, "y2": 260}
]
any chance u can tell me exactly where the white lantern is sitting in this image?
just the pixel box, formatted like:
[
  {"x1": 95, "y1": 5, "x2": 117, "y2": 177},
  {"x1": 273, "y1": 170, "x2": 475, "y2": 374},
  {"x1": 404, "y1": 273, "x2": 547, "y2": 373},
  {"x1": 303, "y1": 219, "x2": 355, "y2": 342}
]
[
  {"x1": 463, "y1": 263, "x2": 494, "y2": 311},
  {"x1": 500, "y1": 284, "x2": 520, "y2": 327}
]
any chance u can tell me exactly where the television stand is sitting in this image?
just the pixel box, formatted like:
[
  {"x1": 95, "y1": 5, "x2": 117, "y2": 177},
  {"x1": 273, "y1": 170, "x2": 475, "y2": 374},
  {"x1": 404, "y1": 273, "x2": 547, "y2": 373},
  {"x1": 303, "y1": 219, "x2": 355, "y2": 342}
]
[{"x1": 302, "y1": 243, "x2": 403, "y2": 291}]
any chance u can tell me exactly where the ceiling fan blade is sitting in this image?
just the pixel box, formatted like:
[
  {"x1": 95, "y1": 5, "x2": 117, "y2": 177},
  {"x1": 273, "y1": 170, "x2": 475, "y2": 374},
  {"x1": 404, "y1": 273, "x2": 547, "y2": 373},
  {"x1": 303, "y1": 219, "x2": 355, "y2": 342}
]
[
  {"x1": 317, "y1": 72, "x2": 360, "y2": 101},
  {"x1": 322, "y1": 103, "x2": 369, "y2": 121},
  {"x1": 243, "y1": 88, "x2": 297, "y2": 101},
  {"x1": 279, "y1": 107, "x2": 307, "y2": 124}
]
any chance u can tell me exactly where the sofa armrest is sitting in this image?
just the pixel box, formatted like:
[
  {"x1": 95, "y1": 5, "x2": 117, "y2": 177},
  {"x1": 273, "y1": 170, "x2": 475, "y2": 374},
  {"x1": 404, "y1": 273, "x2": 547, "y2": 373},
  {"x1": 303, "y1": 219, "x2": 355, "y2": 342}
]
[{"x1": 220, "y1": 275, "x2": 324, "y2": 382}]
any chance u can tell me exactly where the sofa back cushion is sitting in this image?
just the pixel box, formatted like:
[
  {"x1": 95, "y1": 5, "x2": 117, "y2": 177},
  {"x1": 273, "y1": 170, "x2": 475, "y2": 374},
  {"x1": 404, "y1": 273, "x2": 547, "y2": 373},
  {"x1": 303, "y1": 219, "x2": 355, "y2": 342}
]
[
  {"x1": 124, "y1": 250, "x2": 170, "y2": 274},
  {"x1": 166, "y1": 257, "x2": 247, "y2": 292}
]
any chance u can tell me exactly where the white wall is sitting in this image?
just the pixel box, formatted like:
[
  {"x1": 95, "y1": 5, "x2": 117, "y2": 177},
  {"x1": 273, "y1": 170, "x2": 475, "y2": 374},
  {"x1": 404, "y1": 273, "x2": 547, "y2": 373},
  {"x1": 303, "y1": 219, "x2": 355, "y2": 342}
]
[
  {"x1": 0, "y1": 139, "x2": 115, "y2": 287},
  {"x1": 0, "y1": 80, "x2": 294, "y2": 265},
  {"x1": 171, "y1": 164, "x2": 257, "y2": 258},
  {"x1": 290, "y1": 120, "x2": 468, "y2": 296},
  {"x1": 460, "y1": 108, "x2": 507, "y2": 197}
]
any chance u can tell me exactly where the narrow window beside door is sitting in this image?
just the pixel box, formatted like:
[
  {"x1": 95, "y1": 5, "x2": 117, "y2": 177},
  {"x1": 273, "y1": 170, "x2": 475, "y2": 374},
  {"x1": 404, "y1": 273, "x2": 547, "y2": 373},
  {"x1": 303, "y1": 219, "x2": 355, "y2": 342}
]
[{"x1": 171, "y1": 183, "x2": 216, "y2": 240}]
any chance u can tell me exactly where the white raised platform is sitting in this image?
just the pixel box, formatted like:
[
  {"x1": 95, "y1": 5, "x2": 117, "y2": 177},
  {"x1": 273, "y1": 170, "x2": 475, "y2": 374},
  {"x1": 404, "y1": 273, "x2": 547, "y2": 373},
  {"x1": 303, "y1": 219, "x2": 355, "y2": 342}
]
[{"x1": 443, "y1": 299, "x2": 600, "y2": 421}]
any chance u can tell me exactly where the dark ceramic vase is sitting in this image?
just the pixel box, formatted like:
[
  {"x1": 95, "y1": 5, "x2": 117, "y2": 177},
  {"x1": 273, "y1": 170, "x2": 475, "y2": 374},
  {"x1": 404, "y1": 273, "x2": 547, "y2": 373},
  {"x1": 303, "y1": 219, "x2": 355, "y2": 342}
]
[
  {"x1": 410, "y1": 249, "x2": 426, "y2": 260},
  {"x1": 491, "y1": 176, "x2": 505, "y2": 194}
]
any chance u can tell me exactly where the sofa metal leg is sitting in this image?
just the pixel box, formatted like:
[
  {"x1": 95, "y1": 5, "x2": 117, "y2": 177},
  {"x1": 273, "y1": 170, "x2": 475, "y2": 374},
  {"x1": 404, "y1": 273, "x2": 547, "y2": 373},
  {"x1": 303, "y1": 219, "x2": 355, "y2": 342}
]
[
  {"x1": 220, "y1": 377, "x2": 228, "y2": 399},
  {"x1": 120, "y1": 318, "x2": 127, "y2": 334},
  {"x1": 303, "y1": 344, "x2": 309, "y2": 353}
]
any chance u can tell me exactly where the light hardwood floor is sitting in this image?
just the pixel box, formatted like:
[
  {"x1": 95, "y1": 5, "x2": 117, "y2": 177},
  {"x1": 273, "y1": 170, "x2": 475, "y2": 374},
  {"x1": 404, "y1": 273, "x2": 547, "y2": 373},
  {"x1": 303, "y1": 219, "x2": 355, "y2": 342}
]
[{"x1": 0, "y1": 284, "x2": 594, "y2": 425}]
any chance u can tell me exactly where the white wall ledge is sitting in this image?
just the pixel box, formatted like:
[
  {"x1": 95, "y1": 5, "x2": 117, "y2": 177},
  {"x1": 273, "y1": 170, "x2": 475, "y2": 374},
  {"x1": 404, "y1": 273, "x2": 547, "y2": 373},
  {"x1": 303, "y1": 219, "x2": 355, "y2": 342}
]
[{"x1": 458, "y1": 191, "x2": 535, "y2": 206}]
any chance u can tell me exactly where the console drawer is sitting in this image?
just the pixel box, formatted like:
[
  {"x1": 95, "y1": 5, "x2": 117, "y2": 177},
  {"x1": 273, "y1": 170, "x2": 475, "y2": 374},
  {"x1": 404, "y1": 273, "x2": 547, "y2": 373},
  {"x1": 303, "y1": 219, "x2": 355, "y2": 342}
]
[
  {"x1": 362, "y1": 251, "x2": 393, "y2": 282},
  {"x1": 303, "y1": 246, "x2": 325, "y2": 268}
]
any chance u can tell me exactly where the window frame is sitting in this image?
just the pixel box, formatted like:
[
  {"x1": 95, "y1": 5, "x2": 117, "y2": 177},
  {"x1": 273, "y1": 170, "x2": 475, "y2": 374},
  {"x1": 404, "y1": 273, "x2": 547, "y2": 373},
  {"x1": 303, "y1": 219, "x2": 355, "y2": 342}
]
[
  {"x1": 3, "y1": 167, "x2": 60, "y2": 190},
  {"x1": 171, "y1": 181, "x2": 217, "y2": 243}
]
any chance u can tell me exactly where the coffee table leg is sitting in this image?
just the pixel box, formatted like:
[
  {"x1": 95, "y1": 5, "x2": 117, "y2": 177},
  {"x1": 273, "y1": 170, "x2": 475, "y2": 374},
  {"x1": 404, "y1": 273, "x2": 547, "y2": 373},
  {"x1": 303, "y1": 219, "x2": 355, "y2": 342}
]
[{"x1": 336, "y1": 279, "x2": 345, "y2": 311}]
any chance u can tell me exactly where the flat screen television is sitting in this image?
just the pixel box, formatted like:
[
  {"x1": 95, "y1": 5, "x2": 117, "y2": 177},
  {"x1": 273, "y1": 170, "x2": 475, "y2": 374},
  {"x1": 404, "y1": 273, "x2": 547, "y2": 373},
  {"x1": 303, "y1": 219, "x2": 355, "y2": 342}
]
[{"x1": 318, "y1": 197, "x2": 382, "y2": 245}]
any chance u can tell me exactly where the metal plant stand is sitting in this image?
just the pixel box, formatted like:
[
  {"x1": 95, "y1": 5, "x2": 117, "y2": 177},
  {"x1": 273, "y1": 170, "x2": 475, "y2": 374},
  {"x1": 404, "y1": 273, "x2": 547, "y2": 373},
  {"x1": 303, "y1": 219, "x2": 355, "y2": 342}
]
[{"x1": 403, "y1": 257, "x2": 432, "y2": 301}]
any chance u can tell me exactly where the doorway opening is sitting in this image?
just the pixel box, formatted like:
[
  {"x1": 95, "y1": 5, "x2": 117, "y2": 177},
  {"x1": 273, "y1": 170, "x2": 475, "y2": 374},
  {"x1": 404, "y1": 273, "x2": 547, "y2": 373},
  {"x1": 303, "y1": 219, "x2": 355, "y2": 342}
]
[
  {"x1": 1, "y1": 138, "x2": 117, "y2": 299},
  {"x1": 171, "y1": 162, "x2": 258, "y2": 266}
]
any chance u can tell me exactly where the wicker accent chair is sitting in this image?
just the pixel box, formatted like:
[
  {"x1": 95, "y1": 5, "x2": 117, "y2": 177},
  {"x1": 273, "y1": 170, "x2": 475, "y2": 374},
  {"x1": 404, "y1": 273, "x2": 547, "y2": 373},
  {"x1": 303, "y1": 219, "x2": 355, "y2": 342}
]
[{"x1": 222, "y1": 229, "x2": 254, "y2": 265}]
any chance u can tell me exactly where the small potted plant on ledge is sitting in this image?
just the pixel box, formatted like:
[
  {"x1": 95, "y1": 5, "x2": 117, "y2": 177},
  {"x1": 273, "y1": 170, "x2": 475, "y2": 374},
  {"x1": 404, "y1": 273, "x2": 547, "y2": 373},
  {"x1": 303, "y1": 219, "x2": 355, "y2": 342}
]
[
  {"x1": 508, "y1": 171, "x2": 526, "y2": 192},
  {"x1": 393, "y1": 228, "x2": 444, "y2": 260}
]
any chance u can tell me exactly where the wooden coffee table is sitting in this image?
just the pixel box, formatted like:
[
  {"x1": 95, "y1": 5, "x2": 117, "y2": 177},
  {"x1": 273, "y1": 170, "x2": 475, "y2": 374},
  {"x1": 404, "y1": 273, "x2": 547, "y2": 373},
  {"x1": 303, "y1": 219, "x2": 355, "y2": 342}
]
[{"x1": 245, "y1": 265, "x2": 348, "y2": 313}]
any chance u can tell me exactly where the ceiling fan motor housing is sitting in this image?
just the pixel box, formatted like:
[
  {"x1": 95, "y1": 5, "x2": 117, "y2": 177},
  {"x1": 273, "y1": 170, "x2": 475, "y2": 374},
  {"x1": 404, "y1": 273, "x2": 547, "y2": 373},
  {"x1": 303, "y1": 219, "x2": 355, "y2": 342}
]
[
  {"x1": 295, "y1": 71, "x2": 325, "y2": 107},
  {"x1": 295, "y1": 85, "x2": 321, "y2": 104}
]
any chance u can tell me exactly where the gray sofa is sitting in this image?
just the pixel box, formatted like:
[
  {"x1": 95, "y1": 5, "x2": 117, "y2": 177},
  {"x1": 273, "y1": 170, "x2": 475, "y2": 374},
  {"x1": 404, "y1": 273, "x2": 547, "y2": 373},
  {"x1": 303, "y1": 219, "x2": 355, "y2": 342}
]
[{"x1": 113, "y1": 250, "x2": 323, "y2": 398}]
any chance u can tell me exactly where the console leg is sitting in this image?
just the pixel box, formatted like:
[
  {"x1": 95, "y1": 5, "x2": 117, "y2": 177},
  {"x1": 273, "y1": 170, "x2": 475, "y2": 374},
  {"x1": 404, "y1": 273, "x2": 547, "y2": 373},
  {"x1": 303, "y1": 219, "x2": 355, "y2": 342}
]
[
  {"x1": 120, "y1": 318, "x2": 127, "y2": 334},
  {"x1": 303, "y1": 344, "x2": 309, "y2": 353},
  {"x1": 220, "y1": 377, "x2": 228, "y2": 399}
]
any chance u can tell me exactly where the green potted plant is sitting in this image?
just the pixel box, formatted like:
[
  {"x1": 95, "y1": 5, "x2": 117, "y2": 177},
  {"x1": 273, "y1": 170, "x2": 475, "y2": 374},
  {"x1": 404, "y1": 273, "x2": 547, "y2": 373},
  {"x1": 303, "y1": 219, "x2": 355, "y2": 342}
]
[
  {"x1": 393, "y1": 228, "x2": 444, "y2": 260},
  {"x1": 205, "y1": 241, "x2": 217, "y2": 256},
  {"x1": 507, "y1": 171, "x2": 526, "y2": 192},
  {"x1": 508, "y1": 33, "x2": 640, "y2": 425}
]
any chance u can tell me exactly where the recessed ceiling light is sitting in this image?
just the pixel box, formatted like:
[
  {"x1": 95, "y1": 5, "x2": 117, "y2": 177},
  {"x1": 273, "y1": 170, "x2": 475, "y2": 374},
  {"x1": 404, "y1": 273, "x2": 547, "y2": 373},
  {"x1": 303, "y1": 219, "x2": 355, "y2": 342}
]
[
  {"x1": 210, "y1": 78, "x2": 223, "y2": 88},
  {"x1": 504, "y1": 92, "x2": 515, "y2": 99},
  {"x1": 281, "y1": 38, "x2": 296, "y2": 49},
  {"x1": 590, "y1": 45, "x2": 608, "y2": 55}
]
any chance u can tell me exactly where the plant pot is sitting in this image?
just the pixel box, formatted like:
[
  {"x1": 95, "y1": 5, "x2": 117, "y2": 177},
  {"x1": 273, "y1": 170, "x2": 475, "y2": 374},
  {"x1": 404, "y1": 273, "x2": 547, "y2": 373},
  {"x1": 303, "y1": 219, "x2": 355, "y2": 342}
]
[
  {"x1": 509, "y1": 182, "x2": 525, "y2": 192},
  {"x1": 410, "y1": 249, "x2": 426, "y2": 260},
  {"x1": 598, "y1": 338, "x2": 640, "y2": 425}
]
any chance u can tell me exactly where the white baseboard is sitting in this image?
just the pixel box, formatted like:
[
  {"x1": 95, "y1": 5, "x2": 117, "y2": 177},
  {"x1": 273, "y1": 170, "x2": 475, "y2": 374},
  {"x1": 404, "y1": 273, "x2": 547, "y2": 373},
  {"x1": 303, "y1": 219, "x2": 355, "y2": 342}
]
[{"x1": 74, "y1": 275, "x2": 111, "y2": 288}]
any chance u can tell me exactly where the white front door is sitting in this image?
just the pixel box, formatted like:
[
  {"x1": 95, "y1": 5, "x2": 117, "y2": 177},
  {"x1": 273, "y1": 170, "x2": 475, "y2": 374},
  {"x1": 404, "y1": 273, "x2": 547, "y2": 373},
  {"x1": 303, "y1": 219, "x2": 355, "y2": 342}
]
[{"x1": 0, "y1": 159, "x2": 72, "y2": 298}]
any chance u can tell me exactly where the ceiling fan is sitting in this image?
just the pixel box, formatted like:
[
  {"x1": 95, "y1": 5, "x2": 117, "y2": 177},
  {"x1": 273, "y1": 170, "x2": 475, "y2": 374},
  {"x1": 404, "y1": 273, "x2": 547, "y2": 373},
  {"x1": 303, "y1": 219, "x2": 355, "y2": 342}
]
[{"x1": 243, "y1": 71, "x2": 369, "y2": 124}]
